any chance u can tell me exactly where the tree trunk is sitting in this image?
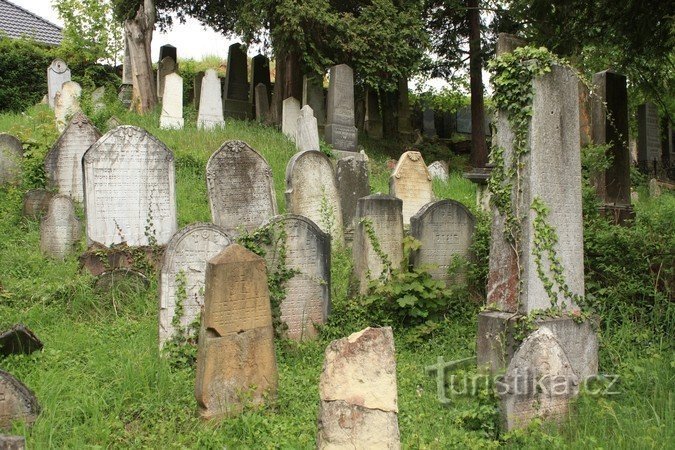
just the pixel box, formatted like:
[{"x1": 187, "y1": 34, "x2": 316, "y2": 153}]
[
  {"x1": 125, "y1": 0, "x2": 157, "y2": 114},
  {"x1": 468, "y1": 0, "x2": 487, "y2": 168},
  {"x1": 284, "y1": 51, "x2": 302, "y2": 101}
]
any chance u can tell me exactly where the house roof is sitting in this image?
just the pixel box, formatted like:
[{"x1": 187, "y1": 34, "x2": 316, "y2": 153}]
[{"x1": 0, "y1": 0, "x2": 62, "y2": 46}]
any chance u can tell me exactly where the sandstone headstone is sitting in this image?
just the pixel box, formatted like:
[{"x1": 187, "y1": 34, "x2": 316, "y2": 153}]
[
  {"x1": 410, "y1": 200, "x2": 475, "y2": 283},
  {"x1": 254, "y1": 83, "x2": 270, "y2": 122},
  {"x1": 222, "y1": 43, "x2": 251, "y2": 120},
  {"x1": 54, "y1": 81, "x2": 82, "y2": 132},
  {"x1": 194, "y1": 244, "x2": 278, "y2": 419},
  {"x1": 197, "y1": 69, "x2": 225, "y2": 130},
  {"x1": 285, "y1": 150, "x2": 343, "y2": 244},
  {"x1": 365, "y1": 89, "x2": 383, "y2": 139},
  {"x1": 193, "y1": 71, "x2": 205, "y2": 110},
  {"x1": 317, "y1": 327, "x2": 400, "y2": 449},
  {"x1": 389, "y1": 151, "x2": 433, "y2": 226},
  {"x1": 262, "y1": 215, "x2": 330, "y2": 340},
  {"x1": 282, "y1": 97, "x2": 301, "y2": 140},
  {"x1": 0, "y1": 370, "x2": 39, "y2": 431},
  {"x1": 250, "y1": 54, "x2": 271, "y2": 117},
  {"x1": 159, "y1": 223, "x2": 232, "y2": 348},
  {"x1": 637, "y1": 102, "x2": 662, "y2": 175},
  {"x1": 206, "y1": 140, "x2": 277, "y2": 235},
  {"x1": 160, "y1": 73, "x2": 184, "y2": 129},
  {"x1": 22, "y1": 189, "x2": 53, "y2": 219},
  {"x1": 0, "y1": 435, "x2": 25, "y2": 450},
  {"x1": 0, "y1": 325, "x2": 43, "y2": 357},
  {"x1": 157, "y1": 56, "x2": 176, "y2": 99},
  {"x1": 0, "y1": 133, "x2": 23, "y2": 185},
  {"x1": 427, "y1": 161, "x2": 449, "y2": 181},
  {"x1": 44, "y1": 112, "x2": 101, "y2": 202},
  {"x1": 302, "y1": 74, "x2": 326, "y2": 128},
  {"x1": 353, "y1": 195, "x2": 403, "y2": 294},
  {"x1": 40, "y1": 195, "x2": 81, "y2": 259},
  {"x1": 295, "y1": 105, "x2": 320, "y2": 152},
  {"x1": 336, "y1": 156, "x2": 370, "y2": 230},
  {"x1": 83, "y1": 126, "x2": 177, "y2": 246},
  {"x1": 325, "y1": 64, "x2": 358, "y2": 151},
  {"x1": 47, "y1": 58, "x2": 71, "y2": 108}
]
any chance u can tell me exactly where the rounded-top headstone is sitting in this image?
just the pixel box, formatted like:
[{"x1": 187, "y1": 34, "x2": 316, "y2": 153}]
[
  {"x1": 47, "y1": 58, "x2": 71, "y2": 108},
  {"x1": 0, "y1": 133, "x2": 23, "y2": 185}
]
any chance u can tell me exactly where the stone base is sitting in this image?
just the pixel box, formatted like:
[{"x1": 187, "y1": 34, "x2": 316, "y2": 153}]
[
  {"x1": 223, "y1": 99, "x2": 252, "y2": 120},
  {"x1": 325, "y1": 123, "x2": 358, "y2": 152},
  {"x1": 476, "y1": 311, "x2": 598, "y2": 381},
  {"x1": 598, "y1": 203, "x2": 634, "y2": 225}
]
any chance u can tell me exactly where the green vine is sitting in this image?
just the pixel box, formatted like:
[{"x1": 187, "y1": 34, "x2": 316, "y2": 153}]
[
  {"x1": 359, "y1": 217, "x2": 393, "y2": 280},
  {"x1": 163, "y1": 270, "x2": 200, "y2": 368}
]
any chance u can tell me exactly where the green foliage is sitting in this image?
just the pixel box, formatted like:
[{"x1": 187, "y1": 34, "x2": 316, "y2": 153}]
[{"x1": 0, "y1": 37, "x2": 54, "y2": 113}]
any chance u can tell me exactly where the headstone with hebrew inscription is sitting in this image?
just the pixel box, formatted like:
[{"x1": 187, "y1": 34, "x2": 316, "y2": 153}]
[
  {"x1": 254, "y1": 83, "x2": 270, "y2": 122},
  {"x1": 159, "y1": 223, "x2": 232, "y2": 348},
  {"x1": 262, "y1": 215, "x2": 330, "y2": 340},
  {"x1": 336, "y1": 155, "x2": 370, "y2": 230},
  {"x1": 40, "y1": 195, "x2": 81, "y2": 260},
  {"x1": 54, "y1": 81, "x2": 82, "y2": 132},
  {"x1": 285, "y1": 150, "x2": 343, "y2": 244},
  {"x1": 197, "y1": 69, "x2": 225, "y2": 130},
  {"x1": 0, "y1": 133, "x2": 23, "y2": 186},
  {"x1": 637, "y1": 102, "x2": 662, "y2": 175},
  {"x1": 389, "y1": 151, "x2": 433, "y2": 226},
  {"x1": 282, "y1": 97, "x2": 301, "y2": 141},
  {"x1": 303, "y1": 74, "x2": 326, "y2": 128},
  {"x1": 22, "y1": 189, "x2": 53, "y2": 219},
  {"x1": 325, "y1": 64, "x2": 358, "y2": 151},
  {"x1": 222, "y1": 43, "x2": 251, "y2": 120},
  {"x1": 83, "y1": 126, "x2": 177, "y2": 246},
  {"x1": 195, "y1": 244, "x2": 278, "y2": 419},
  {"x1": 206, "y1": 140, "x2": 277, "y2": 236},
  {"x1": 160, "y1": 73, "x2": 184, "y2": 129},
  {"x1": 157, "y1": 56, "x2": 176, "y2": 99},
  {"x1": 45, "y1": 112, "x2": 101, "y2": 202},
  {"x1": 47, "y1": 58, "x2": 71, "y2": 108},
  {"x1": 0, "y1": 370, "x2": 40, "y2": 431},
  {"x1": 296, "y1": 105, "x2": 320, "y2": 152}
]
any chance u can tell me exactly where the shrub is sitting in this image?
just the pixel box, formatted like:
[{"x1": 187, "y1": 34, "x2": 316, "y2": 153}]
[{"x1": 0, "y1": 37, "x2": 55, "y2": 113}]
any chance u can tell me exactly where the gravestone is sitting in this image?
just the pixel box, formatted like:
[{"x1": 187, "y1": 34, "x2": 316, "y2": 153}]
[
  {"x1": 325, "y1": 64, "x2": 358, "y2": 151},
  {"x1": 91, "y1": 86, "x2": 106, "y2": 113},
  {"x1": 365, "y1": 89, "x2": 383, "y2": 139},
  {"x1": 197, "y1": 69, "x2": 225, "y2": 130},
  {"x1": 118, "y1": 83, "x2": 133, "y2": 108},
  {"x1": 157, "y1": 57, "x2": 177, "y2": 99},
  {"x1": 160, "y1": 73, "x2": 184, "y2": 129},
  {"x1": 222, "y1": 43, "x2": 251, "y2": 120},
  {"x1": 83, "y1": 126, "x2": 177, "y2": 246},
  {"x1": 0, "y1": 435, "x2": 25, "y2": 449},
  {"x1": 45, "y1": 112, "x2": 101, "y2": 202},
  {"x1": 317, "y1": 327, "x2": 400, "y2": 449},
  {"x1": 495, "y1": 33, "x2": 526, "y2": 56},
  {"x1": 303, "y1": 74, "x2": 326, "y2": 128},
  {"x1": 398, "y1": 78, "x2": 412, "y2": 137},
  {"x1": 285, "y1": 150, "x2": 344, "y2": 244},
  {"x1": 262, "y1": 215, "x2": 330, "y2": 340},
  {"x1": 637, "y1": 102, "x2": 662, "y2": 174},
  {"x1": 0, "y1": 325, "x2": 43, "y2": 357},
  {"x1": 427, "y1": 161, "x2": 449, "y2": 181},
  {"x1": 410, "y1": 200, "x2": 475, "y2": 284},
  {"x1": 282, "y1": 97, "x2": 301, "y2": 141},
  {"x1": 159, "y1": 223, "x2": 232, "y2": 348},
  {"x1": 159, "y1": 44, "x2": 177, "y2": 64},
  {"x1": 352, "y1": 195, "x2": 403, "y2": 294},
  {"x1": 422, "y1": 108, "x2": 437, "y2": 138},
  {"x1": 254, "y1": 83, "x2": 270, "y2": 122},
  {"x1": 295, "y1": 105, "x2": 320, "y2": 152},
  {"x1": 47, "y1": 58, "x2": 71, "y2": 108},
  {"x1": 250, "y1": 54, "x2": 271, "y2": 117},
  {"x1": 456, "y1": 106, "x2": 491, "y2": 135},
  {"x1": 206, "y1": 140, "x2": 277, "y2": 236},
  {"x1": 0, "y1": 133, "x2": 23, "y2": 186},
  {"x1": 389, "y1": 151, "x2": 433, "y2": 226},
  {"x1": 22, "y1": 189, "x2": 53, "y2": 219},
  {"x1": 336, "y1": 155, "x2": 370, "y2": 230},
  {"x1": 54, "y1": 81, "x2": 82, "y2": 132},
  {"x1": 0, "y1": 370, "x2": 40, "y2": 431},
  {"x1": 195, "y1": 244, "x2": 278, "y2": 419},
  {"x1": 40, "y1": 195, "x2": 81, "y2": 260}
]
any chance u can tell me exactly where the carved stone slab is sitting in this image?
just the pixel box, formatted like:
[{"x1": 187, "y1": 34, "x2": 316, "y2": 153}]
[
  {"x1": 197, "y1": 69, "x2": 225, "y2": 130},
  {"x1": 40, "y1": 195, "x2": 81, "y2": 259},
  {"x1": 47, "y1": 58, "x2": 71, "y2": 108},
  {"x1": 0, "y1": 370, "x2": 40, "y2": 431},
  {"x1": 389, "y1": 151, "x2": 433, "y2": 226},
  {"x1": 160, "y1": 73, "x2": 184, "y2": 129},
  {"x1": 0, "y1": 133, "x2": 23, "y2": 186}
]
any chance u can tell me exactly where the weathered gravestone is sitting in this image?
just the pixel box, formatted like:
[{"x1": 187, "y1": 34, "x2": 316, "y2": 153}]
[
  {"x1": 40, "y1": 195, "x2": 81, "y2": 260},
  {"x1": 47, "y1": 58, "x2": 71, "y2": 108},
  {"x1": 495, "y1": 32, "x2": 526, "y2": 56},
  {"x1": 157, "y1": 56, "x2": 176, "y2": 99},
  {"x1": 54, "y1": 81, "x2": 82, "y2": 132},
  {"x1": 197, "y1": 69, "x2": 225, "y2": 130},
  {"x1": 159, "y1": 223, "x2": 232, "y2": 348},
  {"x1": 261, "y1": 215, "x2": 330, "y2": 340},
  {"x1": 0, "y1": 325, "x2": 43, "y2": 357},
  {"x1": 282, "y1": 97, "x2": 301, "y2": 141},
  {"x1": 206, "y1": 140, "x2": 277, "y2": 236},
  {"x1": 250, "y1": 54, "x2": 271, "y2": 118},
  {"x1": 222, "y1": 43, "x2": 251, "y2": 120},
  {"x1": 336, "y1": 155, "x2": 370, "y2": 231},
  {"x1": 427, "y1": 161, "x2": 449, "y2": 181},
  {"x1": 0, "y1": 370, "x2": 40, "y2": 431},
  {"x1": 456, "y1": 106, "x2": 491, "y2": 136},
  {"x1": 352, "y1": 194, "x2": 403, "y2": 294},
  {"x1": 0, "y1": 435, "x2": 25, "y2": 450},
  {"x1": 317, "y1": 327, "x2": 400, "y2": 449},
  {"x1": 637, "y1": 102, "x2": 662, "y2": 175},
  {"x1": 295, "y1": 105, "x2": 320, "y2": 152},
  {"x1": 193, "y1": 71, "x2": 205, "y2": 110},
  {"x1": 160, "y1": 73, "x2": 184, "y2": 129},
  {"x1": 254, "y1": 83, "x2": 270, "y2": 122},
  {"x1": 159, "y1": 44, "x2": 177, "y2": 64},
  {"x1": 91, "y1": 87, "x2": 106, "y2": 113},
  {"x1": 83, "y1": 126, "x2": 177, "y2": 246},
  {"x1": 45, "y1": 112, "x2": 101, "y2": 202},
  {"x1": 0, "y1": 133, "x2": 23, "y2": 186},
  {"x1": 22, "y1": 189, "x2": 53, "y2": 219},
  {"x1": 422, "y1": 108, "x2": 437, "y2": 138},
  {"x1": 285, "y1": 150, "x2": 344, "y2": 244},
  {"x1": 389, "y1": 151, "x2": 433, "y2": 226},
  {"x1": 303, "y1": 74, "x2": 326, "y2": 129},
  {"x1": 365, "y1": 89, "x2": 383, "y2": 139},
  {"x1": 325, "y1": 64, "x2": 358, "y2": 152},
  {"x1": 194, "y1": 244, "x2": 278, "y2": 419},
  {"x1": 410, "y1": 200, "x2": 475, "y2": 284}
]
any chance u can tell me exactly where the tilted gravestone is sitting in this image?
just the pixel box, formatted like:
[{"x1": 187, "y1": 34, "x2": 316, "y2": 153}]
[
  {"x1": 303, "y1": 74, "x2": 326, "y2": 128},
  {"x1": 0, "y1": 133, "x2": 23, "y2": 186},
  {"x1": 325, "y1": 64, "x2": 358, "y2": 152},
  {"x1": 222, "y1": 43, "x2": 251, "y2": 120},
  {"x1": 295, "y1": 105, "x2": 320, "y2": 152},
  {"x1": 352, "y1": 194, "x2": 403, "y2": 294},
  {"x1": 410, "y1": 200, "x2": 475, "y2": 284},
  {"x1": 282, "y1": 97, "x2": 301, "y2": 141},
  {"x1": 427, "y1": 161, "x2": 449, "y2": 182},
  {"x1": 0, "y1": 370, "x2": 40, "y2": 431},
  {"x1": 83, "y1": 126, "x2": 177, "y2": 246},
  {"x1": 40, "y1": 195, "x2": 81, "y2": 260},
  {"x1": 389, "y1": 151, "x2": 433, "y2": 226},
  {"x1": 195, "y1": 244, "x2": 278, "y2": 419},
  {"x1": 261, "y1": 215, "x2": 330, "y2": 341},
  {"x1": 250, "y1": 54, "x2": 271, "y2": 118},
  {"x1": 206, "y1": 140, "x2": 277, "y2": 236},
  {"x1": 157, "y1": 56, "x2": 176, "y2": 99},
  {"x1": 336, "y1": 155, "x2": 370, "y2": 230},
  {"x1": 22, "y1": 189, "x2": 53, "y2": 219},
  {"x1": 54, "y1": 81, "x2": 82, "y2": 132},
  {"x1": 0, "y1": 324, "x2": 43, "y2": 357},
  {"x1": 47, "y1": 58, "x2": 71, "y2": 108},
  {"x1": 197, "y1": 69, "x2": 225, "y2": 130},
  {"x1": 159, "y1": 223, "x2": 232, "y2": 348},
  {"x1": 160, "y1": 72, "x2": 184, "y2": 129},
  {"x1": 285, "y1": 150, "x2": 344, "y2": 245},
  {"x1": 254, "y1": 83, "x2": 270, "y2": 122},
  {"x1": 45, "y1": 112, "x2": 101, "y2": 202},
  {"x1": 637, "y1": 102, "x2": 662, "y2": 174},
  {"x1": 317, "y1": 327, "x2": 400, "y2": 449}
]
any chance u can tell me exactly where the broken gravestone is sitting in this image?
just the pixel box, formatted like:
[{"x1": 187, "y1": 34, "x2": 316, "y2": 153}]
[
  {"x1": 40, "y1": 195, "x2": 81, "y2": 260},
  {"x1": 389, "y1": 151, "x2": 433, "y2": 226},
  {"x1": 0, "y1": 325, "x2": 43, "y2": 357},
  {"x1": 0, "y1": 370, "x2": 40, "y2": 431},
  {"x1": 0, "y1": 133, "x2": 23, "y2": 186}
]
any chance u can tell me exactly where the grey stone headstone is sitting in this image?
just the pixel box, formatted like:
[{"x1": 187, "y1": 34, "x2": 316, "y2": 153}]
[
  {"x1": 254, "y1": 83, "x2": 270, "y2": 122},
  {"x1": 262, "y1": 214, "x2": 331, "y2": 340},
  {"x1": 157, "y1": 56, "x2": 176, "y2": 99},
  {"x1": 495, "y1": 33, "x2": 526, "y2": 56},
  {"x1": 0, "y1": 369, "x2": 40, "y2": 431},
  {"x1": 160, "y1": 73, "x2": 184, "y2": 129},
  {"x1": 285, "y1": 150, "x2": 344, "y2": 245},
  {"x1": 302, "y1": 74, "x2": 325, "y2": 127},
  {"x1": 422, "y1": 108, "x2": 437, "y2": 138},
  {"x1": 336, "y1": 156, "x2": 370, "y2": 230},
  {"x1": 91, "y1": 86, "x2": 106, "y2": 113},
  {"x1": 47, "y1": 58, "x2": 71, "y2": 108},
  {"x1": 282, "y1": 97, "x2": 301, "y2": 140},
  {"x1": 365, "y1": 89, "x2": 383, "y2": 139},
  {"x1": 410, "y1": 200, "x2": 475, "y2": 284},
  {"x1": 117, "y1": 84, "x2": 133, "y2": 108},
  {"x1": 427, "y1": 161, "x2": 449, "y2": 181},
  {"x1": 159, "y1": 44, "x2": 177, "y2": 64},
  {"x1": 159, "y1": 223, "x2": 232, "y2": 348},
  {"x1": 54, "y1": 81, "x2": 82, "y2": 132},
  {"x1": 40, "y1": 195, "x2": 81, "y2": 260},
  {"x1": 455, "y1": 106, "x2": 491, "y2": 136},
  {"x1": 83, "y1": 126, "x2": 177, "y2": 246},
  {"x1": 197, "y1": 69, "x2": 225, "y2": 130},
  {"x1": 22, "y1": 189, "x2": 53, "y2": 219},
  {"x1": 389, "y1": 151, "x2": 433, "y2": 226},
  {"x1": 0, "y1": 133, "x2": 23, "y2": 185},
  {"x1": 295, "y1": 105, "x2": 320, "y2": 152},
  {"x1": 637, "y1": 102, "x2": 662, "y2": 174},
  {"x1": 206, "y1": 140, "x2": 277, "y2": 236},
  {"x1": 325, "y1": 64, "x2": 358, "y2": 151},
  {"x1": 223, "y1": 43, "x2": 251, "y2": 120},
  {"x1": 251, "y1": 54, "x2": 271, "y2": 117},
  {"x1": 45, "y1": 112, "x2": 101, "y2": 202},
  {"x1": 0, "y1": 324, "x2": 43, "y2": 357}
]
